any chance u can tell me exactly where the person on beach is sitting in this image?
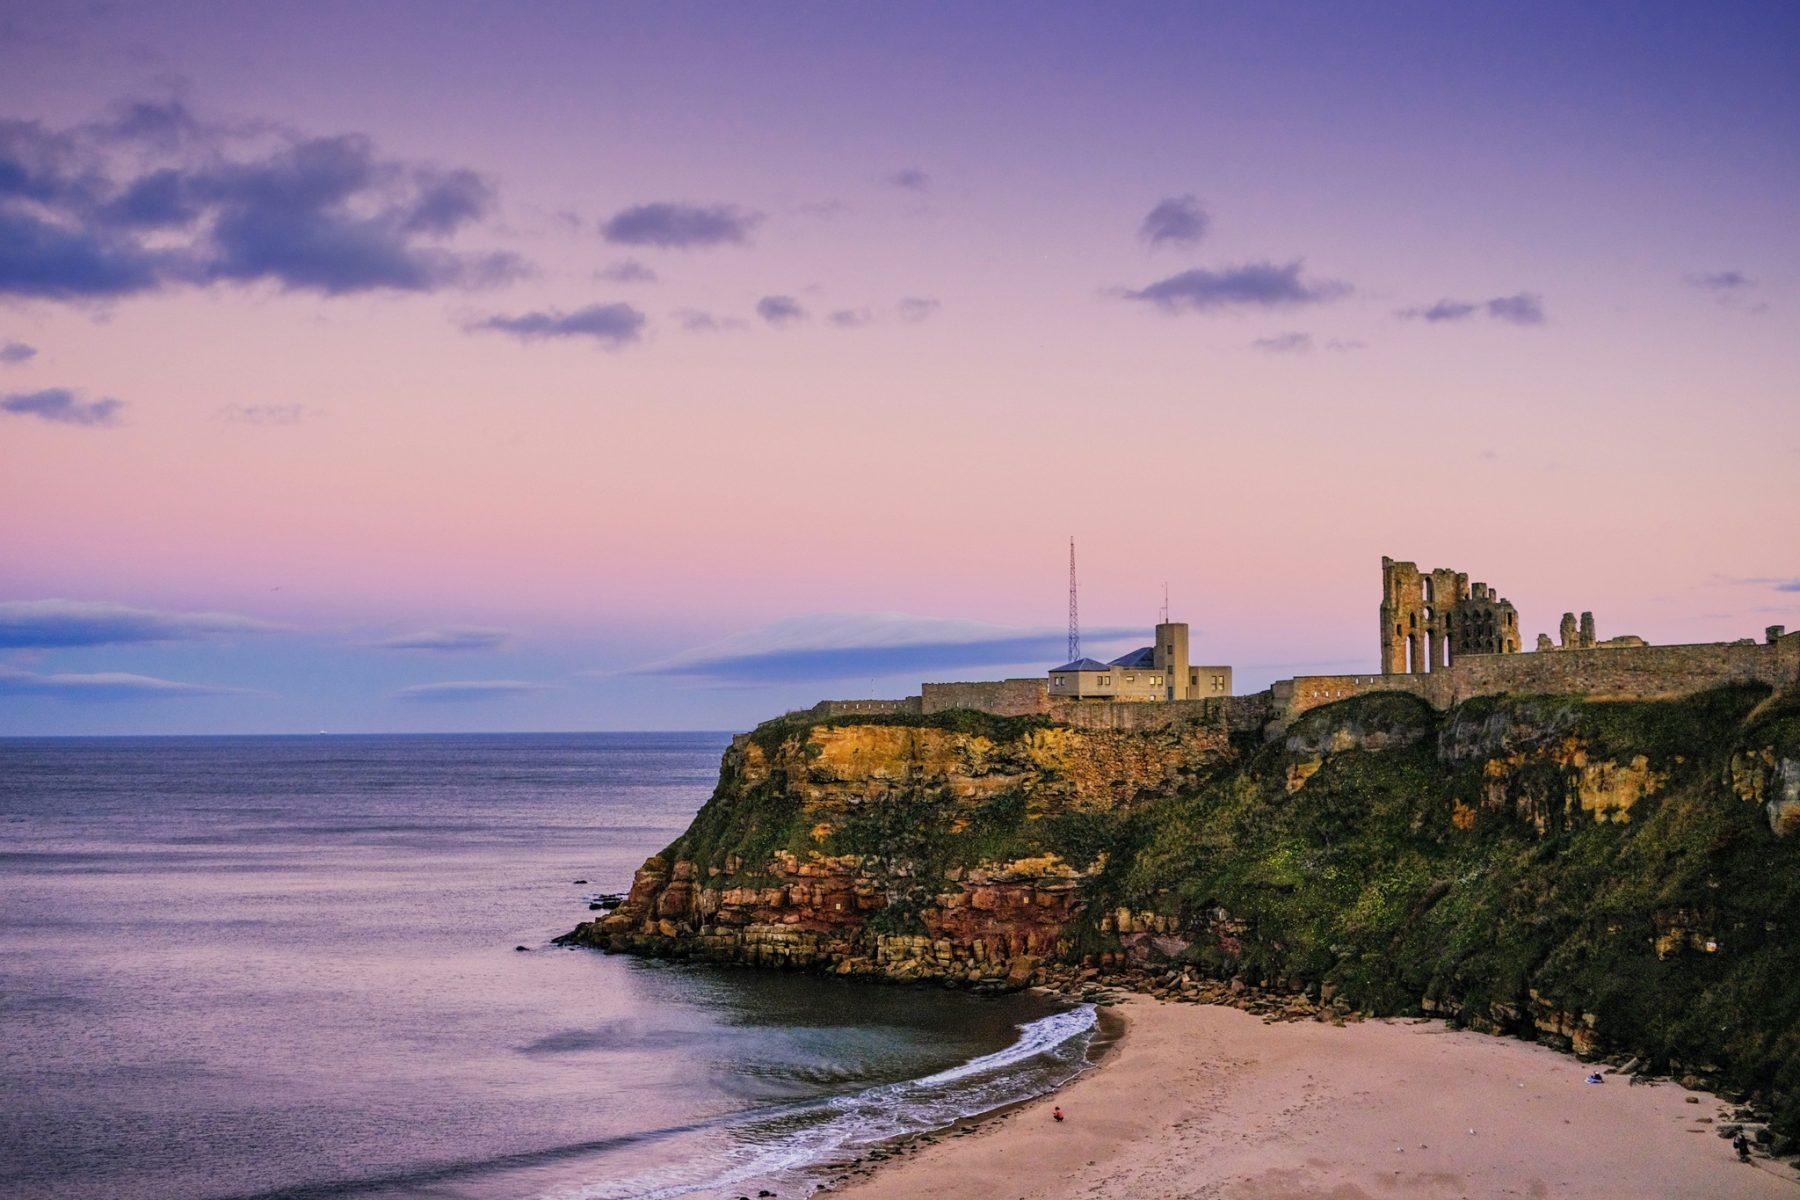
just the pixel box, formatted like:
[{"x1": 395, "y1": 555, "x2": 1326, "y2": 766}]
[
  {"x1": 1734, "y1": 1132, "x2": 1752, "y2": 1162},
  {"x1": 1053, "y1": 1106, "x2": 1065, "y2": 1123}
]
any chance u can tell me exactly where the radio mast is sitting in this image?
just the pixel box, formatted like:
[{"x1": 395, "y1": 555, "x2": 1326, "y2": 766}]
[{"x1": 1067, "y1": 537, "x2": 1080, "y2": 663}]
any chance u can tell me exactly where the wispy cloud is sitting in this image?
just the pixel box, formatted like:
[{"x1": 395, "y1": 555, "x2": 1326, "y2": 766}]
[
  {"x1": 1685, "y1": 270, "x2": 1752, "y2": 292},
  {"x1": 1139, "y1": 195, "x2": 1208, "y2": 246},
  {"x1": 0, "y1": 341, "x2": 36, "y2": 364},
  {"x1": 611, "y1": 612, "x2": 1145, "y2": 684},
  {"x1": 220, "y1": 402, "x2": 305, "y2": 426},
  {"x1": 1397, "y1": 292, "x2": 1546, "y2": 325},
  {"x1": 1726, "y1": 576, "x2": 1800, "y2": 593},
  {"x1": 371, "y1": 626, "x2": 510, "y2": 652},
  {"x1": 886, "y1": 167, "x2": 931, "y2": 191},
  {"x1": 673, "y1": 308, "x2": 744, "y2": 333},
  {"x1": 1252, "y1": 331, "x2": 1312, "y2": 354},
  {"x1": 2, "y1": 388, "x2": 123, "y2": 426},
  {"x1": 600, "y1": 202, "x2": 760, "y2": 248},
  {"x1": 393, "y1": 679, "x2": 553, "y2": 702},
  {"x1": 1122, "y1": 261, "x2": 1350, "y2": 314},
  {"x1": 1400, "y1": 299, "x2": 1477, "y2": 323},
  {"x1": 0, "y1": 599, "x2": 287, "y2": 648},
  {"x1": 1484, "y1": 292, "x2": 1545, "y2": 325},
  {"x1": 1684, "y1": 270, "x2": 1766, "y2": 313},
  {"x1": 0, "y1": 665, "x2": 258, "y2": 701},
  {"x1": 469, "y1": 303, "x2": 646, "y2": 347},
  {"x1": 756, "y1": 295, "x2": 806, "y2": 326},
  {"x1": 897, "y1": 297, "x2": 940, "y2": 323},
  {"x1": 0, "y1": 97, "x2": 522, "y2": 301},
  {"x1": 828, "y1": 307, "x2": 873, "y2": 329},
  {"x1": 596, "y1": 259, "x2": 657, "y2": 283}
]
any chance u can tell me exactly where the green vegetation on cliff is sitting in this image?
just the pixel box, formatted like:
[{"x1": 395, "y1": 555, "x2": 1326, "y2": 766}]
[{"x1": 591, "y1": 684, "x2": 1800, "y2": 1137}]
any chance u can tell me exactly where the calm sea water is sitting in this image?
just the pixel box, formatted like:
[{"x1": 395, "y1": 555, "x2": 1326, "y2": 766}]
[{"x1": 0, "y1": 734, "x2": 1092, "y2": 1200}]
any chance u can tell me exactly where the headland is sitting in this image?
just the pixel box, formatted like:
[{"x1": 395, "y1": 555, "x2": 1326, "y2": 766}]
[{"x1": 559, "y1": 556, "x2": 1800, "y2": 1166}]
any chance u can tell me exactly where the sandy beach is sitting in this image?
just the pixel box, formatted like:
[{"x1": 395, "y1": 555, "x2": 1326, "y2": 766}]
[{"x1": 831, "y1": 997, "x2": 1799, "y2": 1200}]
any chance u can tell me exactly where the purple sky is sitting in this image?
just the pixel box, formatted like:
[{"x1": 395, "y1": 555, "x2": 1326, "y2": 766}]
[{"x1": 2, "y1": 2, "x2": 1796, "y2": 733}]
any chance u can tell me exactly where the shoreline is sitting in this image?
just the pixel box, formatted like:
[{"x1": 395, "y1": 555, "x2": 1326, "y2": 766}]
[{"x1": 824, "y1": 996, "x2": 1800, "y2": 1199}]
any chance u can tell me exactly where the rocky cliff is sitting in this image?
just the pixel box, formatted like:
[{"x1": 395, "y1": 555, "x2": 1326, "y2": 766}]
[{"x1": 561, "y1": 687, "x2": 1800, "y2": 1140}]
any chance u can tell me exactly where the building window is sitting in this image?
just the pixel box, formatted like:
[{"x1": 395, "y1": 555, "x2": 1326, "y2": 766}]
[{"x1": 1099, "y1": 676, "x2": 1111, "y2": 686}]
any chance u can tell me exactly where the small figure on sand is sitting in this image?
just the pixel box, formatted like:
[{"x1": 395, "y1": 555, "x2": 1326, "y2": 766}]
[
  {"x1": 1052, "y1": 1106, "x2": 1065, "y2": 1123},
  {"x1": 1585, "y1": 1073, "x2": 1604, "y2": 1084},
  {"x1": 1734, "y1": 1132, "x2": 1752, "y2": 1162}
]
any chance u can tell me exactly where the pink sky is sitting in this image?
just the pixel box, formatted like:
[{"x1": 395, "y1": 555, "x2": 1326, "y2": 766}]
[{"x1": 2, "y1": 3, "x2": 1796, "y2": 732}]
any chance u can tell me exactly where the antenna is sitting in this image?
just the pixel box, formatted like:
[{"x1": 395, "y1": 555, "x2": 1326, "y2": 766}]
[
  {"x1": 1160, "y1": 581, "x2": 1169, "y2": 625},
  {"x1": 1067, "y1": 537, "x2": 1080, "y2": 663}
]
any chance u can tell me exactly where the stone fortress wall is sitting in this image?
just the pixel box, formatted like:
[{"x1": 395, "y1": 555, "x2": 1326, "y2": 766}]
[
  {"x1": 799, "y1": 682, "x2": 1271, "y2": 731},
  {"x1": 922, "y1": 678, "x2": 1051, "y2": 716},
  {"x1": 797, "y1": 558, "x2": 1800, "y2": 736},
  {"x1": 1269, "y1": 631, "x2": 1798, "y2": 730}
]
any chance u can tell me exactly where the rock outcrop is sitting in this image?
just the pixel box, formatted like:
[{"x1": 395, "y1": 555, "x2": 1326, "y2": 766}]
[
  {"x1": 561, "y1": 685, "x2": 1800, "y2": 1141},
  {"x1": 565, "y1": 714, "x2": 1233, "y2": 988}
]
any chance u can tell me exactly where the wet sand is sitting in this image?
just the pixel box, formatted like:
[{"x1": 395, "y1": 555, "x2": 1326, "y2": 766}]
[{"x1": 832, "y1": 997, "x2": 1798, "y2": 1200}]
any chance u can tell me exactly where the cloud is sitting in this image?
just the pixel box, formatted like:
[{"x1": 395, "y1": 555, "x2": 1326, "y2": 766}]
[
  {"x1": 0, "y1": 599, "x2": 286, "y2": 648},
  {"x1": 1684, "y1": 270, "x2": 1766, "y2": 313},
  {"x1": 1326, "y1": 338, "x2": 1366, "y2": 352},
  {"x1": 886, "y1": 168, "x2": 930, "y2": 191},
  {"x1": 1685, "y1": 270, "x2": 1752, "y2": 291},
  {"x1": 371, "y1": 626, "x2": 510, "y2": 652},
  {"x1": 614, "y1": 612, "x2": 1145, "y2": 684},
  {"x1": 1484, "y1": 292, "x2": 1545, "y2": 325},
  {"x1": 1729, "y1": 576, "x2": 1800, "y2": 594},
  {"x1": 600, "y1": 202, "x2": 760, "y2": 248},
  {"x1": 393, "y1": 679, "x2": 553, "y2": 702},
  {"x1": 94, "y1": 97, "x2": 207, "y2": 150},
  {"x1": 795, "y1": 199, "x2": 852, "y2": 220},
  {"x1": 897, "y1": 297, "x2": 941, "y2": 322},
  {"x1": 596, "y1": 259, "x2": 657, "y2": 283},
  {"x1": 0, "y1": 102, "x2": 522, "y2": 301},
  {"x1": 0, "y1": 665, "x2": 257, "y2": 701},
  {"x1": 220, "y1": 402, "x2": 306, "y2": 426},
  {"x1": 1397, "y1": 293, "x2": 1546, "y2": 325},
  {"x1": 2, "y1": 388, "x2": 123, "y2": 426},
  {"x1": 1252, "y1": 331, "x2": 1312, "y2": 354},
  {"x1": 469, "y1": 303, "x2": 646, "y2": 347},
  {"x1": 756, "y1": 295, "x2": 806, "y2": 326},
  {"x1": 0, "y1": 341, "x2": 36, "y2": 364},
  {"x1": 1139, "y1": 195, "x2": 1208, "y2": 246},
  {"x1": 828, "y1": 307, "x2": 873, "y2": 329},
  {"x1": 673, "y1": 308, "x2": 743, "y2": 333},
  {"x1": 1399, "y1": 299, "x2": 1479, "y2": 322},
  {"x1": 1122, "y1": 261, "x2": 1350, "y2": 314}
]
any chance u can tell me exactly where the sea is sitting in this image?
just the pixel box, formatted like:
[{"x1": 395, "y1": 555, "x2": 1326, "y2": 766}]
[{"x1": 0, "y1": 733, "x2": 1097, "y2": 1200}]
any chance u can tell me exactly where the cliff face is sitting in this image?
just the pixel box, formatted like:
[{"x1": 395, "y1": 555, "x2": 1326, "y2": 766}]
[
  {"x1": 562, "y1": 687, "x2": 1800, "y2": 1137},
  {"x1": 575, "y1": 713, "x2": 1236, "y2": 987}
]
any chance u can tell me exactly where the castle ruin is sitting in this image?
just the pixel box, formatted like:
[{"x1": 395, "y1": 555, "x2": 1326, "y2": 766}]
[
  {"x1": 797, "y1": 557, "x2": 1800, "y2": 736},
  {"x1": 1379, "y1": 557, "x2": 1520, "y2": 673}
]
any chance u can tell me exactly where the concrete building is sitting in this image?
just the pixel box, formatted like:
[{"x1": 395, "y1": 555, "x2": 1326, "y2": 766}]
[{"x1": 1049, "y1": 622, "x2": 1232, "y2": 701}]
